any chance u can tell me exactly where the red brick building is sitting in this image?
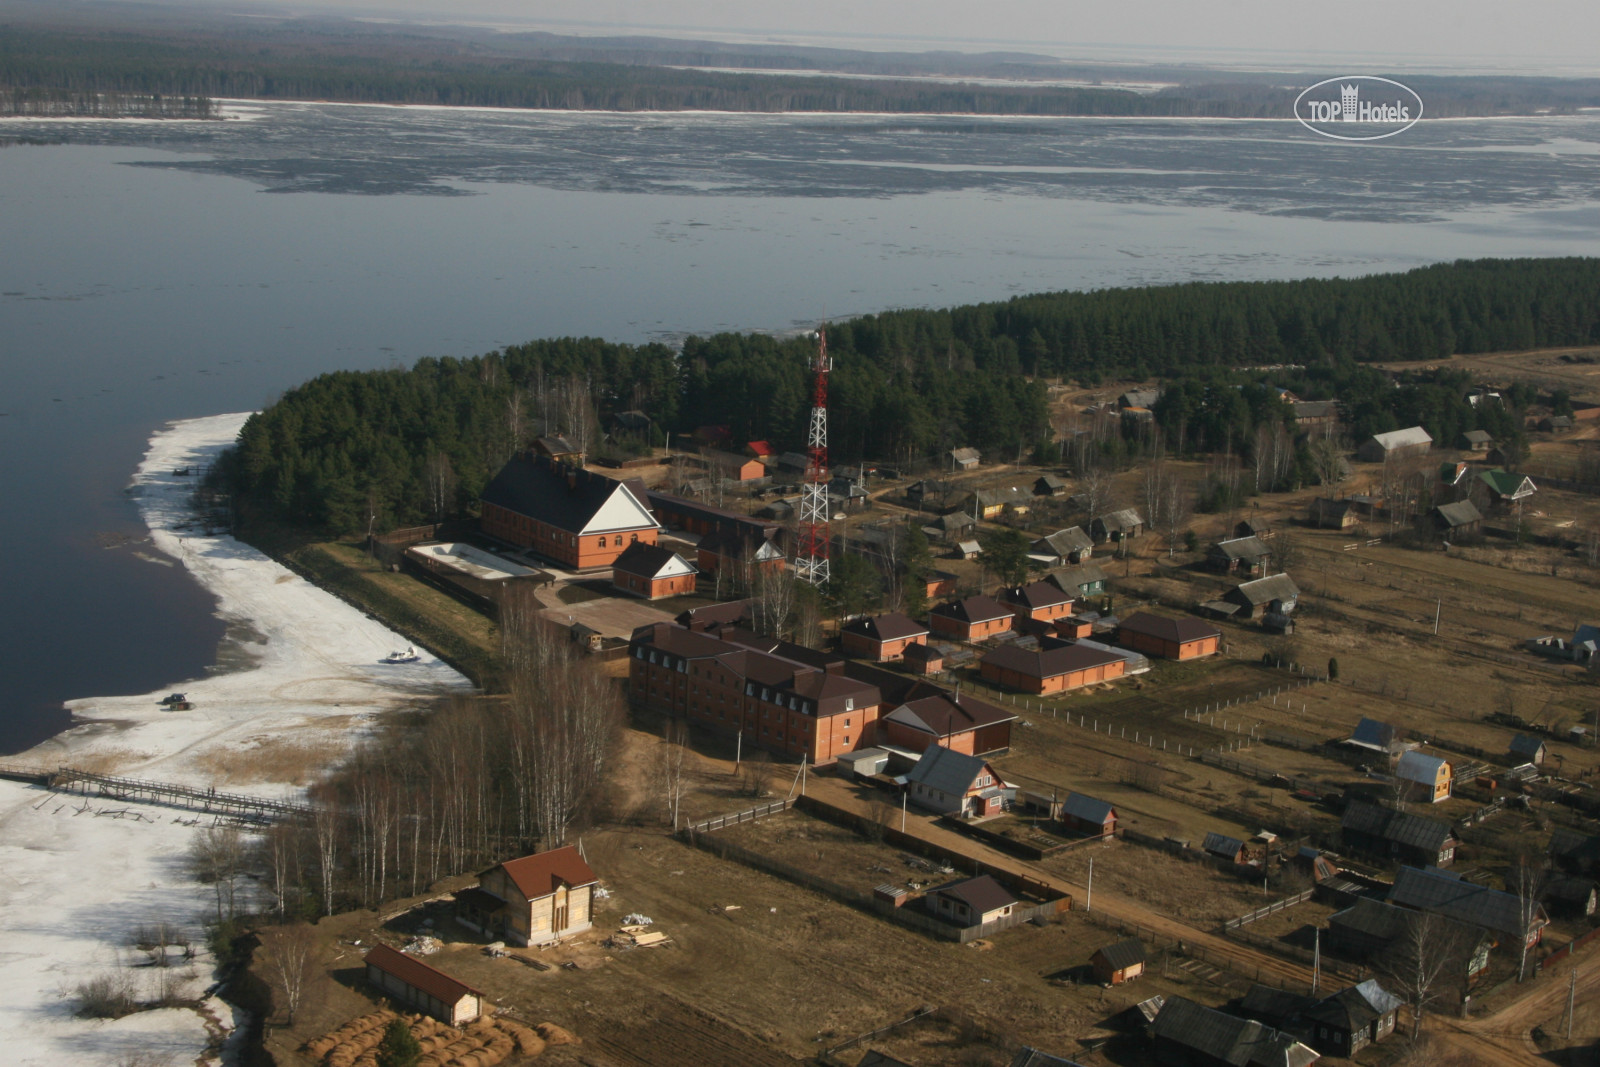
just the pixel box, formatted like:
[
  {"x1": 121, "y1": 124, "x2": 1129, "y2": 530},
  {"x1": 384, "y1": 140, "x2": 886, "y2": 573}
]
[
  {"x1": 480, "y1": 454, "x2": 660, "y2": 570},
  {"x1": 929, "y1": 595, "x2": 1014, "y2": 642},
  {"x1": 629, "y1": 623, "x2": 881, "y2": 764},
  {"x1": 1001, "y1": 581, "x2": 1078, "y2": 624},
  {"x1": 840, "y1": 612, "x2": 930, "y2": 662},
  {"x1": 1115, "y1": 612, "x2": 1221, "y2": 660},
  {"x1": 696, "y1": 529, "x2": 785, "y2": 583},
  {"x1": 878, "y1": 690, "x2": 1016, "y2": 756},
  {"x1": 979, "y1": 641, "x2": 1126, "y2": 695},
  {"x1": 611, "y1": 543, "x2": 697, "y2": 600}
]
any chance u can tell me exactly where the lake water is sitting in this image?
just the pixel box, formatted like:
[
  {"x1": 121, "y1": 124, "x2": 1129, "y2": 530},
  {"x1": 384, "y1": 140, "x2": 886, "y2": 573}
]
[{"x1": 3, "y1": 101, "x2": 1599, "y2": 752}]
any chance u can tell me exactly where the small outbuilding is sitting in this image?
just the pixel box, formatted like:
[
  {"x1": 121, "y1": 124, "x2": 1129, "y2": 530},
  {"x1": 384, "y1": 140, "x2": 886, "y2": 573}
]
[
  {"x1": 1307, "y1": 497, "x2": 1359, "y2": 529},
  {"x1": 1090, "y1": 938, "x2": 1146, "y2": 985},
  {"x1": 610, "y1": 543, "x2": 697, "y2": 600},
  {"x1": 1509, "y1": 733, "x2": 1547, "y2": 765},
  {"x1": 1034, "y1": 474, "x2": 1070, "y2": 497},
  {"x1": 1433, "y1": 499, "x2": 1483, "y2": 538},
  {"x1": 924, "y1": 874, "x2": 1017, "y2": 927},
  {"x1": 1090, "y1": 509, "x2": 1144, "y2": 544},
  {"x1": 1357, "y1": 426, "x2": 1432, "y2": 463},
  {"x1": 949, "y1": 447, "x2": 982, "y2": 471},
  {"x1": 1457, "y1": 429, "x2": 1492, "y2": 452},
  {"x1": 1223, "y1": 574, "x2": 1300, "y2": 621},
  {"x1": 1031, "y1": 527, "x2": 1094, "y2": 566},
  {"x1": 1202, "y1": 832, "x2": 1251, "y2": 864},
  {"x1": 1059, "y1": 792, "x2": 1117, "y2": 837},
  {"x1": 1116, "y1": 612, "x2": 1221, "y2": 660},
  {"x1": 1206, "y1": 536, "x2": 1273, "y2": 576},
  {"x1": 364, "y1": 944, "x2": 485, "y2": 1026},
  {"x1": 1395, "y1": 751, "x2": 1452, "y2": 803}
]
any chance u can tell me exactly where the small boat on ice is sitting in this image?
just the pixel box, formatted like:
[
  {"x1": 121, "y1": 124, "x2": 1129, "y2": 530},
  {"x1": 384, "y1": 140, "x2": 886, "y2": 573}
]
[{"x1": 382, "y1": 646, "x2": 421, "y2": 664}]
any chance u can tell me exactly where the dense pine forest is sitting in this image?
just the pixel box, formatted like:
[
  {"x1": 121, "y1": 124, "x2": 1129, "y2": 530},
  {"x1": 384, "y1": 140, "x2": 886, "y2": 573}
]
[{"x1": 223, "y1": 257, "x2": 1600, "y2": 536}]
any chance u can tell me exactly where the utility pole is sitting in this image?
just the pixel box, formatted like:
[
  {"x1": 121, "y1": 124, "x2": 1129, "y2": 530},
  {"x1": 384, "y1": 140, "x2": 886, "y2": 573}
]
[
  {"x1": 901, "y1": 790, "x2": 907, "y2": 833},
  {"x1": 1312, "y1": 928, "x2": 1321, "y2": 996},
  {"x1": 1567, "y1": 969, "x2": 1578, "y2": 1040},
  {"x1": 735, "y1": 731, "x2": 742, "y2": 771},
  {"x1": 1086, "y1": 858, "x2": 1094, "y2": 913},
  {"x1": 1433, "y1": 599, "x2": 1441, "y2": 636}
]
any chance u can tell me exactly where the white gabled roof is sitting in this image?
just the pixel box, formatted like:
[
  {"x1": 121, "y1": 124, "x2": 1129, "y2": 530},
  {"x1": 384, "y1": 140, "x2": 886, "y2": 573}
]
[
  {"x1": 1396, "y1": 750, "x2": 1449, "y2": 785},
  {"x1": 1371, "y1": 426, "x2": 1433, "y2": 450},
  {"x1": 580, "y1": 483, "x2": 660, "y2": 535}
]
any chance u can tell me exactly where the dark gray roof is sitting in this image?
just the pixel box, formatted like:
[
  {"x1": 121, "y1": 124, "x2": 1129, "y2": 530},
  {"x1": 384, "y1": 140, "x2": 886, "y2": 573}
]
[
  {"x1": 1435, "y1": 500, "x2": 1483, "y2": 528},
  {"x1": 1049, "y1": 561, "x2": 1108, "y2": 591},
  {"x1": 1120, "y1": 389, "x2": 1163, "y2": 409},
  {"x1": 535, "y1": 433, "x2": 582, "y2": 455},
  {"x1": 1204, "y1": 832, "x2": 1247, "y2": 858},
  {"x1": 1092, "y1": 938, "x2": 1146, "y2": 971},
  {"x1": 610, "y1": 542, "x2": 692, "y2": 580},
  {"x1": 1341, "y1": 801, "x2": 1455, "y2": 852},
  {"x1": 1389, "y1": 866, "x2": 1546, "y2": 938},
  {"x1": 1034, "y1": 527, "x2": 1093, "y2": 557},
  {"x1": 1549, "y1": 828, "x2": 1600, "y2": 872},
  {"x1": 1292, "y1": 400, "x2": 1339, "y2": 419},
  {"x1": 1460, "y1": 429, "x2": 1493, "y2": 445},
  {"x1": 981, "y1": 642, "x2": 1124, "y2": 680},
  {"x1": 1239, "y1": 985, "x2": 1316, "y2": 1026},
  {"x1": 1094, "y1": 508, "x2": 1144, "y2": 533},
  {"x1": 905, "y1": 745, "x2": 992, "y2": 796},
  {"x1": 857, "y1": 1053, "x2": 918, "y2": 1067},
  {"x1": 1009, "y1": 1049, "x2": 1087, "y2": 1067},
  {"x1": 1509, "y1": 734, "x2": 1546, "y2": 758},
  {"x1": 1151, "y1": 997, "x2": 1319, "y2": 1067},
  {"x1": 1003, "y1": 581, "x2": 1076, "y2": 611},
  {"x1": 1302, "y1": 981, "x2": 1402, "y2": 1031},
  {"x1": 1329, "y1": 898, "x2": 1413, "y2": 940},
  {"x1": 932, "y1": 594, "x2": 1011, "y2": 624},
  {"x1": 1211, "y1": 535, "x2": 1272, "y2": 561},
  {"x1": 930, "y1": 873, "x2": 1016, "y2": 913},
  {"x1": 1061, "y1": 792, "x2": 1116, "y2": 826},
  {"x1": 1349, "y1": 717, "x2": 1399, "y2": 751}
]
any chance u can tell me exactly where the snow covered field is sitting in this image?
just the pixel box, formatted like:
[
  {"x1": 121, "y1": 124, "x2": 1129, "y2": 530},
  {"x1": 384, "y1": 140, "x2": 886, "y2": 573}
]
[{"x1": 0, "y1": 413, "x2": 469, "y2": 1067}]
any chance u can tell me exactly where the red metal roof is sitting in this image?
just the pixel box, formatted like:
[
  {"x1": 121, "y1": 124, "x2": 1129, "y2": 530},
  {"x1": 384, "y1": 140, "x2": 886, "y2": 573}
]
[
  {"x1": 497, "y1": 845, "x2": 598, "y2": 900},
  {"x1": 364, "y1": 943, "x2": 483, "y2": 1004},
  {"x1": 746, "y1": 440, "x2": 777, "y2": 456}
]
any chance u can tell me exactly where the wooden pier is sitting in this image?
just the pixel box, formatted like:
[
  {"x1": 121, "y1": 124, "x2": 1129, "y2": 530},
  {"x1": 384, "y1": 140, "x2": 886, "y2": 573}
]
[{"x1": 0, "y1": 763, "x2": 312, "y2": 823}]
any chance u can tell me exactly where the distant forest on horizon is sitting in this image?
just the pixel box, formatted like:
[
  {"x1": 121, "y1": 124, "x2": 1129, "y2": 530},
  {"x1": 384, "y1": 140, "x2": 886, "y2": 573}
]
[
  {"x1": 7, "y1": 8, "x2": 1600, "y2": 117},
  {"x1": 220, "y1": 257, "x2": 1600, "y2": 536}
]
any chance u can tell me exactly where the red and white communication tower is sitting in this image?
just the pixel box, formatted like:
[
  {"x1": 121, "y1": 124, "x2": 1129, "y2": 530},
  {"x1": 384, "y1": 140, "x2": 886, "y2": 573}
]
[{"x1": 795, "y1": 325, "x2": 832, "y2": 586}]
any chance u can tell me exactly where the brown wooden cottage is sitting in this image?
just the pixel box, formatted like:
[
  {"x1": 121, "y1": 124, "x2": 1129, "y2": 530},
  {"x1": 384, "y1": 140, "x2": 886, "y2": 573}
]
[
  {"x1": 1302, "y1": 981, "x2": 1403, "y2": 1058},
  {"x1": 364, "y1": 944, "x2": 484, "y2": 1026},
  {"x1": 457, "y1": 845, "x2": 598, "y2": 947}
]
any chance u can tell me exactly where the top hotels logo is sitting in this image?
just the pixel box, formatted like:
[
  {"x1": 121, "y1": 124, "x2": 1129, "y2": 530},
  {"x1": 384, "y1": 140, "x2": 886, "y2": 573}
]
[{"x1": 1294, "y1": 75, "x2": 1423, "y2": 141}]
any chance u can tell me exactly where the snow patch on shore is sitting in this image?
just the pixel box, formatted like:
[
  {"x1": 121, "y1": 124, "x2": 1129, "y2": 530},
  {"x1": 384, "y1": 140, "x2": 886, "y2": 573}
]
[{"x1": 0, "y1": 412, "x2": 471, "y2": 1067}]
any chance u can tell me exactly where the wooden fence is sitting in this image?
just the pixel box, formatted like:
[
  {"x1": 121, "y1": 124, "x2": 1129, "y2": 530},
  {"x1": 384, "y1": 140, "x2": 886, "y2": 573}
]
[
  {"x1": 1542, "y1": 923, "x2": 1600, "y2": 971},
  {"x1": 1078, "y1": 909, "x2": 1317, "y2": 995},
  {"x1": 684, "y1": 799, "x2": 791, "y2": 835},
  {"x1": 1223, "y1": 889, "x2": 1315, "y2": 931}
]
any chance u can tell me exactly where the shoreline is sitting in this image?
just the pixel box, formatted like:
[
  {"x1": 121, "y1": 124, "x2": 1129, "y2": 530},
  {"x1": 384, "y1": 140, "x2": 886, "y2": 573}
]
[{"x1": 0, "y1": 413, "x2": 470, "y2": 1067}]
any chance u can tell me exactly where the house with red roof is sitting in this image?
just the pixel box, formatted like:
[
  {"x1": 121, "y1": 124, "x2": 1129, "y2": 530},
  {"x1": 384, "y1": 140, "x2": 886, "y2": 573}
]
[
  {"x1": 456, "y1": 845, "x2": 598, "y2": 947},
  {"x1": 364, "y1": 944, "x2": 485, "y2": 1026}
]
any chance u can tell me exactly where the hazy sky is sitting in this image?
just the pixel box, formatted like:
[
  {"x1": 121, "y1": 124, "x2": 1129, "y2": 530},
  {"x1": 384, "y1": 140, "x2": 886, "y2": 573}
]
[{"x1": 263, "y1": 0, "x2": 1600, "y2": 74}]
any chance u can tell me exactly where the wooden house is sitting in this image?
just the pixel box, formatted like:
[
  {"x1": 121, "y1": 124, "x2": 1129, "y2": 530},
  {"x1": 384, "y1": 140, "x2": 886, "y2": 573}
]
[
  {"x1": 1543, "y1": 876, "x2": 1598, "y2": 918},
  {"x1": 1060, "y1": 792, "x2": 1116, "y2": 837},
  {"x1": 1090, "y1": 938, "x2": 1146, "y2": 985},
  {"x1": 1118, "y1": 388, "x2": 1162, "y2": 410},
  {"x1": 533, "y1": 433, "x2": 584, "y2": 463},
  {"x1": 929, "y1": 595, "x2": 1014, "y2": 642},
  {"x1": 610, "y1": 543, "x2": 697, "y2": 600},
  {"x1": 702, "y1": 449, "x2": 766, "y2": 482},
  {"x1": 1222, "y1": 574, "x2": 1299, "y2": 621},
  {"x1": 949, "y1": 447, "x2": 981, "y2": 471},
  {"x1": 1089, "y1": 509, "x2": 1144, "y2": 544},
  {"x1": 1150, "y1": 996, "x2": 1319, "y2": 1067},
  {"x1": 879, "y1": 690, "x2": 1015, "y2": 756},
  {"x1": 697, "y1": 529, "x2": 785, "y2": 581},
  {"x1": 1433, "y1": 500, "x2": 1482, "y2": 537},
  {"x1": 1001, "y1": 581, "x2": 1078, "y2": 624},
  {"x1": 1202, "y1": 832, "x2": 1251, "y2": 865},
  {"x1": 1308, "y1": 497, "x2": 1359, "y2": 529},
  {"x1": 1031, "y1": 527, "x2": 1093, "y2": 566},
  {"x1": 1395, "y1": 751, "x2": 1452, "y2": 803},
  {"x1": 1477, "y1": 468, "x2": 1537, "y2": 509},
  {"x1": 364, "y1": 944, "x2": 484, "y2": 1026},
  {"x1": 1048, "y1": 561, "x2": 1108, "y2": 600},
  {"x1": 457, "y1": 845, "x2": 598, "y2": 947},
  {"x1": 840, "y1": 612, "x2": 930, "y2": 662},
  {"x1": 1291, "y1": 399, "x2": 1339, "y2": 431},
  {"x1": 1540, "y1": 415, "x2": 1574, "y2": 433},
  {"x1": 1206, "y1": 536, "x2": 1272, "y2": 576},
  {"x1": 1301, "y1": 981, "x2": 1402, "y2": 1057},
  {"x1": 1034, "y1": 474, "x2": 1069, "y2": 497},
  {"x1": 904, "y1": 745, "x2": 1006, "y2": 817},
  {"x1": 980, "y1": 642, "x2": 1125, "y2": 695},
  {"x1": 1116, "y1": 612, "x2": 1220, "y2": 660},
  {"x1": 1327, "y1": 899, "x2": 1493, "y2": 979},
  {"x1": 1457, "y1": 429, "x2": 1492, "y2": 452},
  {"x1": 906, "y1": 479, "x2": 959, "y2": 511},
  {"x1": 1339, "y1": 801, "x2": 1456, "y2": 867},
  {"x1": 1234, "y1": 518, "x2": 1272, "y2": 541},
  {"x1": 1508, "y1": 733, "x2": 1547, "y2": 765},
  {"x1": 924, "y1": 874, "x2": 1017, "y2": 926},
  {"x1": 1389, "y1": 865, "x2": 1548, "y2": 952},
  {"x1": 480, "y1": 454, "x2": 661, "y2": 570},
  {"x1": 1357, "y1": 426, "x2": 1432, "y2": 463}
]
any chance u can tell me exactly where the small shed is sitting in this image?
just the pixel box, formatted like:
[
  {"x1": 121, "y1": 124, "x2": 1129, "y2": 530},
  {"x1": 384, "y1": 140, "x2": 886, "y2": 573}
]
[
  {"x1": 1509, "y1": 734, "x2": 1547, "y2": 765},
  {"x1": 1090, "y1": 938, "x2": 1146, "y2": 985},
  {"x1": 1395, "y1": 751, "x2": 1452, "y2": 803},
  {"x1": 1202, "y1": 832, "x2": 1250, "y2": 864},
  {"x1": 1060, "y1": 792, "x2": 1117, "y2": 837},
  {"x1": 837, "y1": 747, "x2": 891, "y2": 780},
  {"x1": 1541, "y1": 415, "x2": 1574, "y2": 433},
  {"x1": 1308, "y1": 497, "x2": 1359, "y2": 529},
  {"x1": 1206, "y1": 536, "x2": 1273, "y2": 576},
  {"x1": 949, "y1": 447, "x2": 982, "y2": 471},
  {"x1": 364, "y1": 944, "x2": 484, "y2": 1026},
  {"x1": 1457, "y1": 429, "x2": 1492, "y2": 452},
  {"x1": 924, "y1": 874, "x2": 1017, "y2": 927},
  {"x1": 1034, "y1": 474, "x2": 1069, "y2": 497},
  {"x1": 903, "y1": 641, "x2": 945, "y2": 675},
  {"x1": 1433, "y1": 499, "x2": 1483, "y2": 537},
  {"x1": 955, "y1": 539, "x2": 981, "y2": 561},
  {"x1": 1090, "y1": 508, "x2": 1144, "y2": 544}
]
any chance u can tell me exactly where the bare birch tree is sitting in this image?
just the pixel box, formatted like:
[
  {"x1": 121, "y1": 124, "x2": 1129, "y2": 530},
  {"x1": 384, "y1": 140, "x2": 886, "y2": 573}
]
[
  {"x1": 659, "y1": 721, "x2": 690, "y2": 831},
  {"x1": 258, "y1": 923, "x2": 320, "y2": 1026},
  {"x1": 424, "y1": 451, "x2": 457, "y2": 523},
  {"x1": 190, "y1": 825, "x2": 244, "y2": 924},
  {"x1": 1384, "y1": 911, "x2": 1463, "y2": 1039}
]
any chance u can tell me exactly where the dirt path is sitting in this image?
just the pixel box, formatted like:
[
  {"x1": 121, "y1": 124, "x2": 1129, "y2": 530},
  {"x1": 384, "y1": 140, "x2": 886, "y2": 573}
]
[{"x1": 1429, "y1": 958, "x2": 1600, "y2": 1065}]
